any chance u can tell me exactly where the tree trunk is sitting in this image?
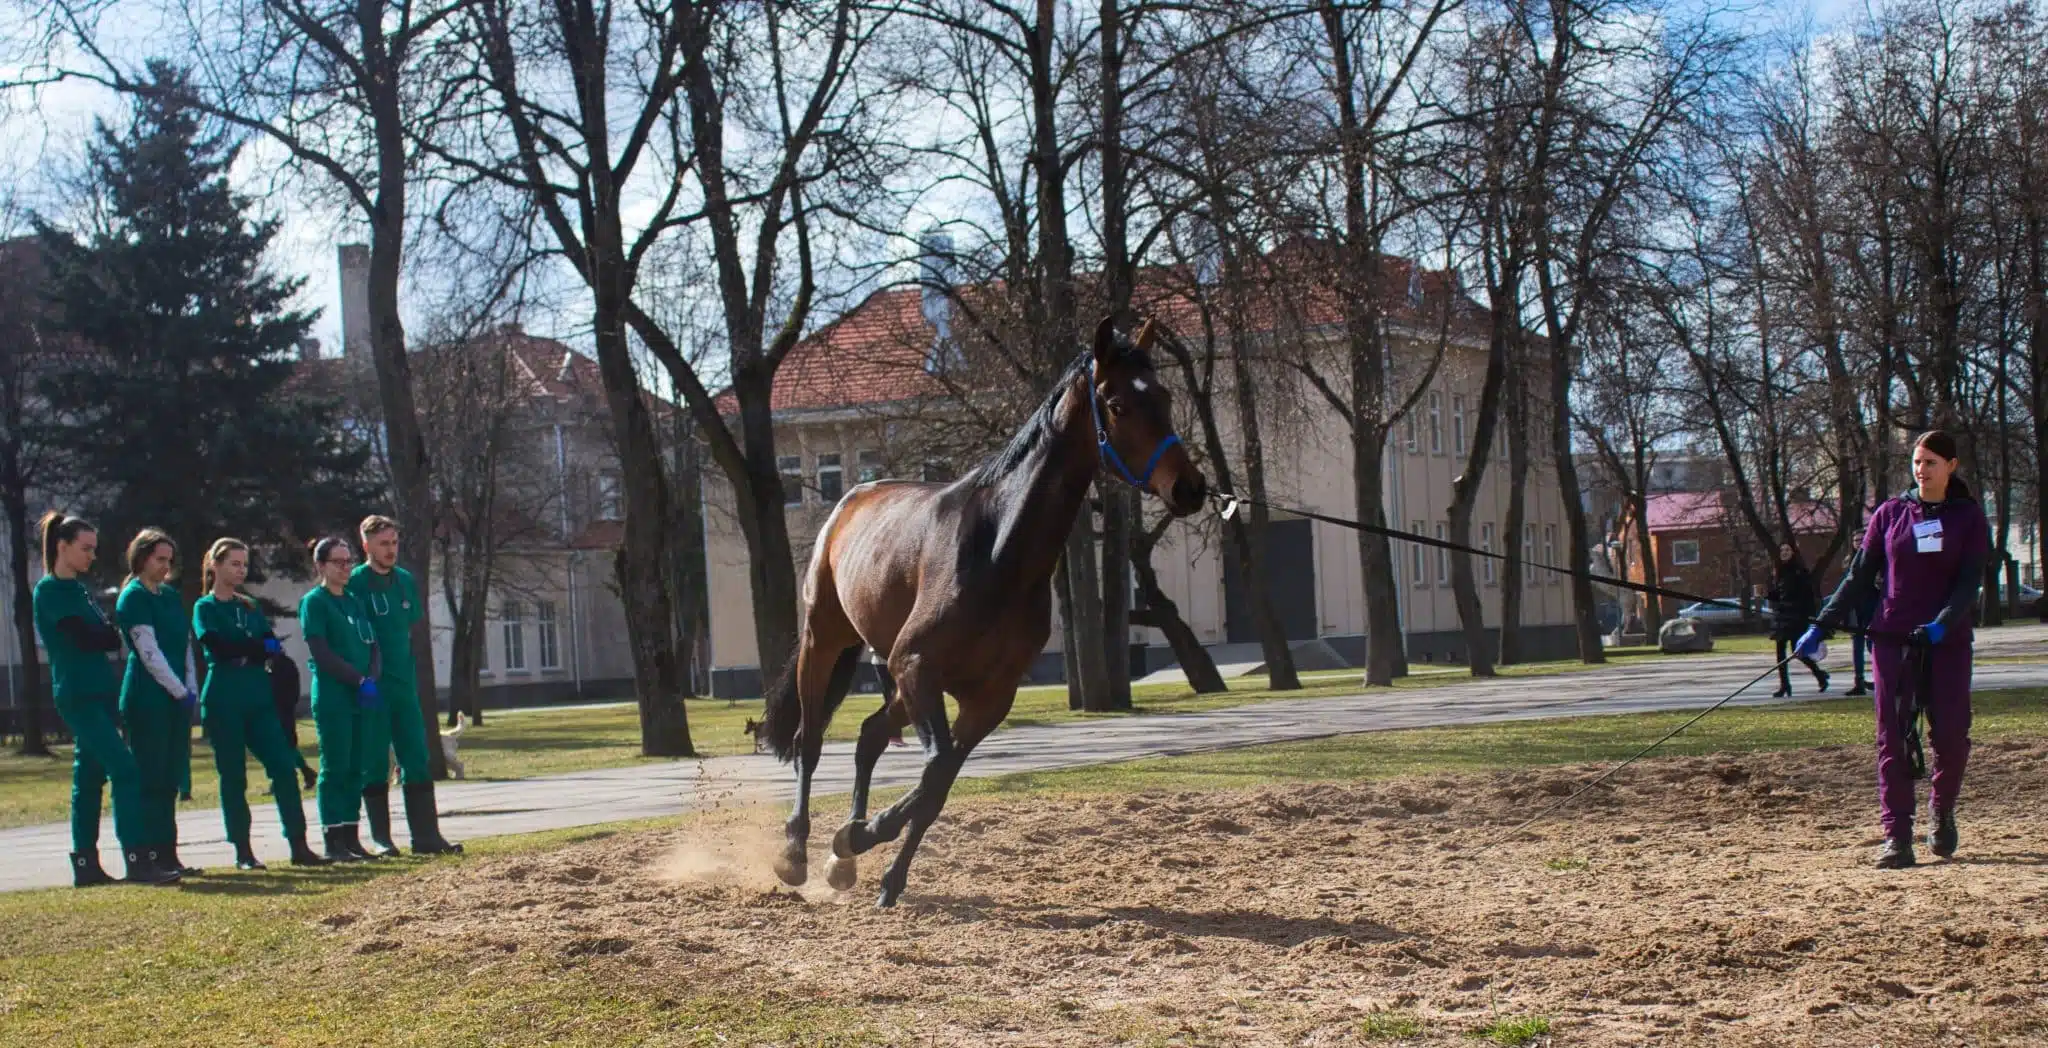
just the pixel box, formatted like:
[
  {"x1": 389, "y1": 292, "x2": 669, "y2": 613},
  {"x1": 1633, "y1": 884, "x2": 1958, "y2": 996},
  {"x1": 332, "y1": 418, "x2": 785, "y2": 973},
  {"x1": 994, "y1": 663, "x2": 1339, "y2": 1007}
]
[
  {"x1": 731, "y1": 376, "x2": 803, "y2": 693},
  {"x1": 1129, "y1": 518, "x2": 1226, "y2": 694},
  {"x1": 5, "y1": 493, "x2": 47, "y2": 756},
  {"x1": 1223, "y1": 283, "x2": 1299, "y2": 691},
  {"x1": 590, "y1": 221, "x2": 691, "y2": 755},
  {"x1": 1353, "y1": 421, "x2": 1404, "y2": 687},
  {"x1": 1064, "y1": 519, "x2": 1114, "y2": 712},
  {"x1": 1630, "y1": 491, "x2": 1662, "y2": 633},
  {"x1": 1055, "y1": 552, "x2": 1081, "y2": 710},
  {"x1": 1500, "y1": 371, "x2": 1530, "y2": 664},
  {"x1": 1448, "y1": 328, "x2": 1509, "y2": 677},
  {"x1": 1548, "y1": 358, "x2": 1606, "y2": 664},
  {"x1": 1099, "y1": 483, "x2": 1133, "y2": 708}
]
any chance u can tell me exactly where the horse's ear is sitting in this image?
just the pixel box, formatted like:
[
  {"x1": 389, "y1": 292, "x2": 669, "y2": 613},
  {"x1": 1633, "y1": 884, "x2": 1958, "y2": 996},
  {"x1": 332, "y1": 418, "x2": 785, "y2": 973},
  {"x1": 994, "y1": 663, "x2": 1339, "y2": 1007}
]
[
  {"x1": 1133, "y1": 317, "x2": 1157, "y2": 353},
  {"x1": 1092, "y1": 315, "x2": 1118, "y2": 367}
]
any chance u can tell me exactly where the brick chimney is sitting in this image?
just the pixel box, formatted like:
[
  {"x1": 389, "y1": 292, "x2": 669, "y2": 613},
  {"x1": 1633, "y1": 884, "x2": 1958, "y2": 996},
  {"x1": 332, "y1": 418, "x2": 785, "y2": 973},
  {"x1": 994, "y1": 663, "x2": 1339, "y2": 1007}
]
[{"x1": 338, "y1": 243, "x2": 371, "y2": 358}]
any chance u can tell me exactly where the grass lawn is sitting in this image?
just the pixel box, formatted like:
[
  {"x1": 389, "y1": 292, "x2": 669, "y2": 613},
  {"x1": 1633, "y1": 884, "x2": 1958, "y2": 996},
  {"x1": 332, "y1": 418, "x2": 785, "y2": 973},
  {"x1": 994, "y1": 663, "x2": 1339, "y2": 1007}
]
[
  {"x1": 0, "y1": 640, "x2": 1779, "y2": 831},
  {"x1": 4, "y1": 685, "x2": 2047, "y2": 1048}
]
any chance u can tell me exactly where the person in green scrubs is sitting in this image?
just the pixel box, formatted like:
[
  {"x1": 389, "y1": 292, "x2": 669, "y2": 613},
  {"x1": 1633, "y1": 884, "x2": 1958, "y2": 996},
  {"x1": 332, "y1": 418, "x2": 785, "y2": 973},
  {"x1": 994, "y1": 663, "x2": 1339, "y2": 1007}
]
[
  {"x1": 300, "y1": 536, "x2": 382, "y2": 862},
  {"x1": 32, "y1": 512, "x2": 179, "y2": 886},
  {"x1": 349, "y1": 515, "x2": 461, "y2": 856},
  {"x1": 195, "y1": 537, "x2": 328, "y2": 869},
  {"x1": 115, "y1": 529, "x2": 202, "y2": 878}
]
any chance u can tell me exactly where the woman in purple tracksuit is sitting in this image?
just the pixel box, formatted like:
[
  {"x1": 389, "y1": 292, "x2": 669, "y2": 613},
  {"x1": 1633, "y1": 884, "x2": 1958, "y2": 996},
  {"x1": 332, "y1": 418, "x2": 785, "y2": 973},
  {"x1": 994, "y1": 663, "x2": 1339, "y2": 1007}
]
[{"x1": 1803, "y1": 431, "x2": 1988, "y2": 869}]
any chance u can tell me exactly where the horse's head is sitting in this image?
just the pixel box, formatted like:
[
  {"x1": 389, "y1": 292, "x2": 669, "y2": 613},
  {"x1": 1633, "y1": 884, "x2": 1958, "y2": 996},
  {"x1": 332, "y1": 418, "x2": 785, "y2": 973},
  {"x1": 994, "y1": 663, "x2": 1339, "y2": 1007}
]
[{"x1": 1090, "y1": 315, "x2": 1207, "y2": 517}]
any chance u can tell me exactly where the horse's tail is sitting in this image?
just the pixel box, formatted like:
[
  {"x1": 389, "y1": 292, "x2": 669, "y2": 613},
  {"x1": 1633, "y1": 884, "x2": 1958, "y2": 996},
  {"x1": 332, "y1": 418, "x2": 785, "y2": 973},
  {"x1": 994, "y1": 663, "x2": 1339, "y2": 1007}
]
[{"x1": 759, "y1": 642, "x2": 864, "y2": 763}]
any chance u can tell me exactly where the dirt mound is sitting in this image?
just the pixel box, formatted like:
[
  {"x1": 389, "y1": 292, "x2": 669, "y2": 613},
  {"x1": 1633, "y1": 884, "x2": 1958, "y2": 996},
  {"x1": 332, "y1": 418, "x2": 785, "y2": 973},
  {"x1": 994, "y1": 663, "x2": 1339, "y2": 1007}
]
[{"x1": 345, "y1": 743, "x2": 2048, "y2": 1045}]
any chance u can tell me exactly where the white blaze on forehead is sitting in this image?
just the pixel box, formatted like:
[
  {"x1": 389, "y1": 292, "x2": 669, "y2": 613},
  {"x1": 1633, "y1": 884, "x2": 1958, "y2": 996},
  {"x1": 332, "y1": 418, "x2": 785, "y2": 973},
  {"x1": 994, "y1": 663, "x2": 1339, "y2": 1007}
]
[{"x1": 1131, "y1": 377, "x2": 1151, "y2": 393}]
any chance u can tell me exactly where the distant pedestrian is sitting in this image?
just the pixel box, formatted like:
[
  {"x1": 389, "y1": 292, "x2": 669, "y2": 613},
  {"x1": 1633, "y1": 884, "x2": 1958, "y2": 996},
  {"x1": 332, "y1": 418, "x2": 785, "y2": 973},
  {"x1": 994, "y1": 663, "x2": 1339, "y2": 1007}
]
[
  {"x1": 1769, "y1": 544, "x2": 1830, "y2": 697},
  {"x1": 1806, "y1": 430, "x2": 1989, "y2": 868}
]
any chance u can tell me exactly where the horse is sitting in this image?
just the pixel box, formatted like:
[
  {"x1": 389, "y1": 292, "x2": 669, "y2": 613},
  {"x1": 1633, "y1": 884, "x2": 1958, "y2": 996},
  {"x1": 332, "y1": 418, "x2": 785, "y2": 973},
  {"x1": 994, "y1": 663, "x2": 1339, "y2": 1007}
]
[{"x1": 758, "y1": 315, "x2": 1208, "y2": 907}]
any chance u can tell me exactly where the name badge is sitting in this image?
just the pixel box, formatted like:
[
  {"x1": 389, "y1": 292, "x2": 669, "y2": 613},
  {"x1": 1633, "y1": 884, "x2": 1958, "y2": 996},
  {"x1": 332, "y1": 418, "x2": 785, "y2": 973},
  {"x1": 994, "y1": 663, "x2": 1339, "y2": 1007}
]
[{"x1": 1913, "y1": 518, "x2": 1943, "y2": 554}]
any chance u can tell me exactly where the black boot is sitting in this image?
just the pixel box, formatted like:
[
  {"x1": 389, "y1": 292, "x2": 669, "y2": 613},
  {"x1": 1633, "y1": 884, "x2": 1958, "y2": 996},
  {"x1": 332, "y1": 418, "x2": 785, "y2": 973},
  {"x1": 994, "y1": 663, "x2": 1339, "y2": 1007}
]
[
  {"x1": 340, "y1": 824, "x2": 378, "y2": 861},
  {"x1": 299, "y1": 765, "x2": 317, "y2": 791},
  {"x1": 163, "y1": 842, "x2": 202, "y2": 877},
  {"x1": 403, "y1": 781, "x2": 464, "y2": 855},
  {"x1": 1847, "y1": 679, "x2": 1870, "y2": 697},
  {"x1": 323, "y1": 826, "x2": 366, "y2": 863},
  {"x1": 233, "y1": 841, "x2": 266, "y2": 871},
  {"x1": 1875, "y1": 835, "x2": 1917, "y2": 869},
  {"x1": 288, "y1": 832, "x2": 331, "y2": 867},
  {"x1": 122, "y1": 845, "x2": 183, "y2": 885},
  {"x1": 1930, "y1": 811, "x2": 1959, "y2": 859},
  {"x1": 1815, "y1": 668, "x2": 1831, "y2": 693},
  {"x1": 71, "y1": 851, "x2": 115, "y2": 888},
  {"x1": 361, "y1": 785, "x2": 403, "y2": 858}
]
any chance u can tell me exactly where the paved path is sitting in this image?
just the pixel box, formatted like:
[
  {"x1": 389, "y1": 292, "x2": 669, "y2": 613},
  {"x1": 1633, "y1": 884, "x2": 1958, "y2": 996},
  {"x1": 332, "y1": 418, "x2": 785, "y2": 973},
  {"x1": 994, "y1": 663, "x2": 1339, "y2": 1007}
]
[{"x1": 8, "y1": 631, "x2": 2048, "y2": 892}]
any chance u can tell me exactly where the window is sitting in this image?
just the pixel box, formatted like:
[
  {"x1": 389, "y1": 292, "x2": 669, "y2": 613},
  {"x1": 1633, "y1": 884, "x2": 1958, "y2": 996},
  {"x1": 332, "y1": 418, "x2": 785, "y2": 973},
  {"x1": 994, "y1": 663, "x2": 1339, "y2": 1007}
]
[
  {"x1": 1427, "y1": 391, "x2": 1444, "y2": 455},
  {"x1": 1411, "y1": 520, "x2": 1428, "y2": 586},
  {"x1": 501, "y1": 601, "x2": 527, "y2": 672},
  {"x1": 778, "y1": 455, "x2": 803, "y2": 507},
  {"x1": 858, "y1": 449, "x2": 884, "y2": 483},
  {"x1": 1403, "y1": 412, "x2": 1418, "y2": 454},
  {"x1": 1543, "y1": 524, "x2": 1557, "y2": 584},
  {"x1": 1435, "y1": 521, "x2": 1449, "y2": 585},
  {"x1": 817, "y1": 452, "x2": 843, "y2": 504},
  {"x1": 1481, "y1": 523, "x2": 1497, "y2": 586},
  {"x1": 596, "y1": 472, "x2": 623, "y2": 521},
  {"x1": 536, "y1": 600, "x2": 560, "y2": 671},
  {"x1": 1452, "y1": 394, "x2": 1467, "y2": 457},
  {"x1": 923, "y1": 460, "x2": 955, "y2": 484},
  {"x1": 1524, "y1": 524, "x2": 1535, "y2": 582},
  {"x1": 1671, "y1": 539, "x2": 1701, "y2": 566}
]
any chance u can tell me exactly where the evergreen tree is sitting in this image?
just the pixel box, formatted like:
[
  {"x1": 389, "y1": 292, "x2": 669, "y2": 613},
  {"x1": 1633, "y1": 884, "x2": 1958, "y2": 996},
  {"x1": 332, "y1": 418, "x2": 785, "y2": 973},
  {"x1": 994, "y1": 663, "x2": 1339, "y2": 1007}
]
[{"x1": 36, "y1": 61, "x2": 377, "y2": 597}]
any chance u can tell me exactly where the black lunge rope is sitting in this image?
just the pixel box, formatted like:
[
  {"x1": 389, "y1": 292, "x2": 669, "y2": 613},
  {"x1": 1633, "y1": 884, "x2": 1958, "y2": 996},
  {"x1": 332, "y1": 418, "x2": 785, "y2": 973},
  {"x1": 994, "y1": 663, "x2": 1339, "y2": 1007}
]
[
  {"x1": 1898, "y1": 644, "x2": 1933, "y2": 781},
  {"x1": 1201, "y1": 488, "x2": 1900, "y2": 841}
]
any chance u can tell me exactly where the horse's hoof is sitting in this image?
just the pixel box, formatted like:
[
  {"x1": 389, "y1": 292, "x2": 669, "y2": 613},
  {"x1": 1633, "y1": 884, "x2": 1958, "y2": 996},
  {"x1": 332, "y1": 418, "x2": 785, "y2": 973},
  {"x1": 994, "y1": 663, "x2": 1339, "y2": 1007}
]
[
  {"x1": 773, "y1": 850, "x2": 808, "y2": 888},
  {"x1": 875, "y1": 875, "x2": 905, "y2": 909},
  {"x1": 832, "y1": 821, "x2": 863, "y2": 859},
  {"x1": 825, "y1": 855, "x2": 858, "y2": 892}
]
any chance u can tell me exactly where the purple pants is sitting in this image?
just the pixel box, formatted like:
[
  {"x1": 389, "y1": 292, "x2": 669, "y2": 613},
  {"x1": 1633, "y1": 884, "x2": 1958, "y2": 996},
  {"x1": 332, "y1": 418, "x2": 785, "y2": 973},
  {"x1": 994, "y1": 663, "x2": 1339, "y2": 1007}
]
[{"x1": 1870, "y1": 640, "x2": 1972, "y2": 838}]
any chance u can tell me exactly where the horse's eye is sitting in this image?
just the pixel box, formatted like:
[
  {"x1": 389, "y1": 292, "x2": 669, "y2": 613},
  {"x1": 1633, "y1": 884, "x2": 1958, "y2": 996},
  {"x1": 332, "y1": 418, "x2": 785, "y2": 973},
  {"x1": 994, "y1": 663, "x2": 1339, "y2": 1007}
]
[{"x1": 1107, "y1": 397, "x2": 1127, "y2": 417}]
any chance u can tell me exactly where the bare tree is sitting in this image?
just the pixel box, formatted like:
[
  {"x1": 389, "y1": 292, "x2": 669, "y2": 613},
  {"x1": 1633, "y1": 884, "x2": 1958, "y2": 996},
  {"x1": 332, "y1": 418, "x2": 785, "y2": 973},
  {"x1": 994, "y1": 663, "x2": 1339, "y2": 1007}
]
[
  {"x1": 14, "y1": 0, "x2": 482, "y2": 776},
  {"x1": 0, "y1": 228, "x2": 64, "y2": 755}
]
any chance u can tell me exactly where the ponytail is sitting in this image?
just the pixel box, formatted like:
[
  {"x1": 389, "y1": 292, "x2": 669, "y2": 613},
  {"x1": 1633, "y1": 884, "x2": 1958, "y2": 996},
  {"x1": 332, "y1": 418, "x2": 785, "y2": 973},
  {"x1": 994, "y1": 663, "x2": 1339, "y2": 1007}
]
[{"x1": 39, "y1": 510, "x2": 94, "y2": 576}]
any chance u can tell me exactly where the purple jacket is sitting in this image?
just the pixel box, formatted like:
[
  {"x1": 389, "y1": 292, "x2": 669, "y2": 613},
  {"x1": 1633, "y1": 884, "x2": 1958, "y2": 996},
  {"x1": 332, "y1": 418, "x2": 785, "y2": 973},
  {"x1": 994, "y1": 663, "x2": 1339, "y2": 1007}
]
[{"x1": 1821, "y1": 485, "x2": 1989, "y2": 641}]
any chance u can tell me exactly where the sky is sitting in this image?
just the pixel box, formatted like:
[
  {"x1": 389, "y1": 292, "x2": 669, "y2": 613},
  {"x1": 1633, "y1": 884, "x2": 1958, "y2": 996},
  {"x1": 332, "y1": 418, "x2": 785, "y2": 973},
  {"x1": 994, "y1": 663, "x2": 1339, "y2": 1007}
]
[{"x1": 0, "y1": 0, "x2": 1871, "y2": 361}]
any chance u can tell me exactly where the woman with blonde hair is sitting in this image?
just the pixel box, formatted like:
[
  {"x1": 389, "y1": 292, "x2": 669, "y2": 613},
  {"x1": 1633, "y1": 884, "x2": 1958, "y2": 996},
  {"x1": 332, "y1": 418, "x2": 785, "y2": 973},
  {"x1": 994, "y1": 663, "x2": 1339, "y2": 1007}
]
[
  {"x1": 116, "y1": 528, "x2": 201, "y2": 876},
  {"x1": 195, "y1": 538, "x2": 328, "y2": 868}
]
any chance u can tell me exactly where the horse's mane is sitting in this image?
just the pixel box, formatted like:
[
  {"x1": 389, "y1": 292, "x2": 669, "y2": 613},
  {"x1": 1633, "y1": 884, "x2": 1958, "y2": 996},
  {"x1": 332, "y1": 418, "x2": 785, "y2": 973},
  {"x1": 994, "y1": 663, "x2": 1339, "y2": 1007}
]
[{"x1": 963, "y1": 342, "x2": 1153, "y2": 490}]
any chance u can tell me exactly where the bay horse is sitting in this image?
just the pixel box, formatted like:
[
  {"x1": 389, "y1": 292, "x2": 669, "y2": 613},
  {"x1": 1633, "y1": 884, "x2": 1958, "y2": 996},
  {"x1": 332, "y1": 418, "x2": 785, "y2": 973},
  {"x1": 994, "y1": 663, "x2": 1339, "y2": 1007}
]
[{"x1": 758, "y1": 316, "x2": 1207, "y2": 907}]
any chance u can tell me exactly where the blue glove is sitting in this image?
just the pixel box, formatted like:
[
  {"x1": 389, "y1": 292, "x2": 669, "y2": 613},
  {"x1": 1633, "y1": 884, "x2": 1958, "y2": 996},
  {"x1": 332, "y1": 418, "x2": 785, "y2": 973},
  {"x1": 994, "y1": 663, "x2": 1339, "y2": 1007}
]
[
  {"x1": 262, "y1": 637, "x2": 284, "y2": 656},
  {"x1": 1794, "y1": 626, "x2": 1825, "y2": 661},
  {"x1": 1913, "y1": 621, "x2": 1946, "y2": 646},
  {"x1": 358, "y1": 678, "x2": 381, "y2": 708}
]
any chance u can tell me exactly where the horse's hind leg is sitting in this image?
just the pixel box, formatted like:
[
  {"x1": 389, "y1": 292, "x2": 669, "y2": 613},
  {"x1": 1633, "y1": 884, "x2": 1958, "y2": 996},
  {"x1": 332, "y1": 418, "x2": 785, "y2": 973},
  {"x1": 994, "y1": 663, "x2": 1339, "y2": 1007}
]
[
  {"x1": 826, "y1": 687, "x2": 910, "y2": 891},
  {"x1": 777, "y1": 636, "x2": 860, "y2": 887},
  {"x1": 846, "y1": 675, "x2": 1011, "y2": 908}
]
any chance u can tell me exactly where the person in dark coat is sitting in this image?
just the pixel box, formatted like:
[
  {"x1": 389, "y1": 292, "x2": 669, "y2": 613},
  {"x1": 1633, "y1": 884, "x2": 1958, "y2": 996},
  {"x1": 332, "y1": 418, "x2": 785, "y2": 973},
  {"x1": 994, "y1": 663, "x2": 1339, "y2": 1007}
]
[{"x1": 1770, "y1": 543, "x2": 1830, "y2": 697}]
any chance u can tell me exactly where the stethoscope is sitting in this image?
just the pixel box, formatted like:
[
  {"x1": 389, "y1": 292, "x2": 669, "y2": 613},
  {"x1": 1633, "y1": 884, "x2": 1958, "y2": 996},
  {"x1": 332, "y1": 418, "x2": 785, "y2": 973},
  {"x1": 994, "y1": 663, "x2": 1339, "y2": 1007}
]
[{"x1": 367, "y1": 590, "x2": 392, "y2": 617}]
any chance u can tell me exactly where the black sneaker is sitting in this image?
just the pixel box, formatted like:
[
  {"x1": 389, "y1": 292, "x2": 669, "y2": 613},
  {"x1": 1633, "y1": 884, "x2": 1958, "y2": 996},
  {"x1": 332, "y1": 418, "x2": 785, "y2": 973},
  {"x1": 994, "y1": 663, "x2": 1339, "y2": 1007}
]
[
  {"x1": 70, "y1": 851, "x2": 116, "y2": 888},
  {"x1": 1875, "y1": 837, "x2": 1917, "y2": 869},
  {"x1": 1930, "y1": 812, "x2": 1958, "y2": 859},
  {"x1": 1847, "y1": 681, "x2": 1870, "y2": 697}
]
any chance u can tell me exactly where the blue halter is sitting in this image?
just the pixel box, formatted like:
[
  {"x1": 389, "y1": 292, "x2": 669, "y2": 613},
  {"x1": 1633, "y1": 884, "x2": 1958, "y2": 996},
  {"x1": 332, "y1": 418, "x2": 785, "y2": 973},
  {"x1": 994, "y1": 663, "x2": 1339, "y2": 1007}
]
[{"x1": 1089, "y1": 359, "x2": 1182, "y2": 489}]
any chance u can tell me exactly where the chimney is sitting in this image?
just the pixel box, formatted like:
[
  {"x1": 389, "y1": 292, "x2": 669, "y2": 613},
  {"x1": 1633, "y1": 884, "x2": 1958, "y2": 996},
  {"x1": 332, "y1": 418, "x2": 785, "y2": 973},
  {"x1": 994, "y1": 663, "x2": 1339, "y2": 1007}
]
[
  {"x1": 917, "y1": 229, "x2": 956, "y2": 371},
  {"x1": 296, "y1": 337, "x2": 321, "y2": 363},
  {"x1": 338, "y1": 243, "x2": 371, "y2": 357}
]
